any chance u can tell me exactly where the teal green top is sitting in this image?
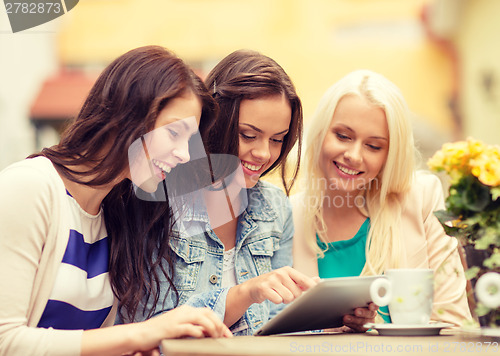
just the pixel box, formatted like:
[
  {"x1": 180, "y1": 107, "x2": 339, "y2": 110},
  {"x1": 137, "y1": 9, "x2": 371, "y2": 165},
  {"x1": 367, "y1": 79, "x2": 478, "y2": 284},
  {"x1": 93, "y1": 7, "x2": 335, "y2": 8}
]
[{"x1": 316, "y1": 218, "x2": 391, "y2": 323}]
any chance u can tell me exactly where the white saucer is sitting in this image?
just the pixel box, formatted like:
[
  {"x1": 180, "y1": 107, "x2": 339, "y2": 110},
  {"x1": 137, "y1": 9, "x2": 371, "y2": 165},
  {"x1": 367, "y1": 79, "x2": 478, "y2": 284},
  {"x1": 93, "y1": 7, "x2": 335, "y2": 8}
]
[
  {"x1": 482, "y1": 328, "x2": 500, "y2": 339},
  {"x1": 364, "y1": 322, "x2": 454, "y2": 336}
]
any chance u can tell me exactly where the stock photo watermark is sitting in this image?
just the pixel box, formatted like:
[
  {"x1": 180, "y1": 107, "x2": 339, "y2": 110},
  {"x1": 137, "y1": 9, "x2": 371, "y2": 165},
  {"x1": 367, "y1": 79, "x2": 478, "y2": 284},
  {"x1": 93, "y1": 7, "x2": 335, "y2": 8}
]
[
  {"x1": 289, "y1": 340, "x2": 499, "y2": 354},
  {"x1": 3, "y1": 0, "x2": 79, "y2": 33}
]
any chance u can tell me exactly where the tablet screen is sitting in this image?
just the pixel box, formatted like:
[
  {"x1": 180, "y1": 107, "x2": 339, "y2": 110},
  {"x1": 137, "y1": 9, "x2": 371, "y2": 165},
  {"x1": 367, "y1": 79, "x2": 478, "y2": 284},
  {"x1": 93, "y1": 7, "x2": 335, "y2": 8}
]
[{"x1": 255, "y1": 275, "x2": 385, "y2": 336}]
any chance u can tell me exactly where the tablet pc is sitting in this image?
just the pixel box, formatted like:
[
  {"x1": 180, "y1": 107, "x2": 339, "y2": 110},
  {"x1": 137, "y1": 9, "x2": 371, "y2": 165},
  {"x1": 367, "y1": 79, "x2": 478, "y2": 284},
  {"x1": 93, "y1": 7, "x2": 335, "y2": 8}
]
[{"x1": 254, "y1": 275, "x2": 385, "y2": 336}]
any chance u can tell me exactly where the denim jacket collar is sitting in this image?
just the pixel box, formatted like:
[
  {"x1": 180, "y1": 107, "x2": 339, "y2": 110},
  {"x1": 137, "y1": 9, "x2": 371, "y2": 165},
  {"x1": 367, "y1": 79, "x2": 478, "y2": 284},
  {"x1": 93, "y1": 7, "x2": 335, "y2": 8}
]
[
  {"x1": 174, "y1": 180, "x2": 278, "y2": 225},
  {"x1": 245, "y1": 181, "x2": 277, "y2": 222}
]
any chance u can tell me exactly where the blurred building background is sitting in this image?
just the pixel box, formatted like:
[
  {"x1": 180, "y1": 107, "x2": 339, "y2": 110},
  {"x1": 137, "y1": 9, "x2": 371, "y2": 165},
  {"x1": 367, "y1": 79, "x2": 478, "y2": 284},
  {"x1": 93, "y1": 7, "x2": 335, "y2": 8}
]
[{"x1": 1, "y1": 0, "x2": 499, "y2": 176}]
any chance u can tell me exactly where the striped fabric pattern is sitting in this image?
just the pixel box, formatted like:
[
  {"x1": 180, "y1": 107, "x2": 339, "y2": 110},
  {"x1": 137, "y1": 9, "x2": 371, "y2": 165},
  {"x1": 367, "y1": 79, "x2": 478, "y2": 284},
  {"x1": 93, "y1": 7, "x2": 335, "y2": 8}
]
[{"x1": 37, "y1": 191, "x2": 113, "y2": 330}]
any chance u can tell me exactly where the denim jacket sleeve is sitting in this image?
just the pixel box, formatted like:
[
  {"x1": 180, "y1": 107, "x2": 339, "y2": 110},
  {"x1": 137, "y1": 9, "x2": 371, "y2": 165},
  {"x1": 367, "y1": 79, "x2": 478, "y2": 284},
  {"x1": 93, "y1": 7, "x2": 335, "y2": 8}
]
[
  {"x1": 231, "y1": 182, "x2": 295, "y2": 335},
  {"x1": 267, "y1": 196, "x2": 294, "y2": 321},
  {"x1": 181, "y1": 183, "x2": 295, "y2": 334}
]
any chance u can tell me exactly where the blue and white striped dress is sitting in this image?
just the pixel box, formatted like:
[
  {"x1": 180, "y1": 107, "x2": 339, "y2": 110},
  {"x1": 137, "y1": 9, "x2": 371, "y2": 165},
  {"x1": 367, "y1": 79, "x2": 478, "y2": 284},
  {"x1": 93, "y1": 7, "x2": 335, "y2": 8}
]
[{"x1": 37, "y1": 191, "x2": 114, "y2": 330}]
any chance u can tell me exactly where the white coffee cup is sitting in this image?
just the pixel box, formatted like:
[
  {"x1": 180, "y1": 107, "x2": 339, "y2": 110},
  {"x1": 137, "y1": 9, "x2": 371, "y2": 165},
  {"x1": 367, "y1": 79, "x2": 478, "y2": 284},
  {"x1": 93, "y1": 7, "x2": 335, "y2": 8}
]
[
  {"x1": 370, "y1": 269, "x2": 434, "y2": 325},
  {"x1": 475, "y1": 272, "x2": 500, "y2": 309}
]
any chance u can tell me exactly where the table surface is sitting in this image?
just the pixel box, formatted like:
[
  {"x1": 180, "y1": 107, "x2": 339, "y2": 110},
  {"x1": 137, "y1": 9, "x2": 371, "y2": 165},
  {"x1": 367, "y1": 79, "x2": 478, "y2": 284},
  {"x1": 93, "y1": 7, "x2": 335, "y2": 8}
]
[{"x1": 161, "y1": 329, "x2": 500, "y2": 356}]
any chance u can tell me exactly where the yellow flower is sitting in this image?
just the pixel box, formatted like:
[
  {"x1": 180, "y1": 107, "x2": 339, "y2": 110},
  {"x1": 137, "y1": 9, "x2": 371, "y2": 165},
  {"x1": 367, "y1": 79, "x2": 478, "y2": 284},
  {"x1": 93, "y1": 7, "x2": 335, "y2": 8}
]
[
  {"x1": 427, "y1": 150, "x2": 446, "y2": 171},
  {"x1": 441, "y1": 141, "x2": 469, "y2": 171},
  {"x1": 468, "y1": 138, "x2": 486, "y2": 157},
  {"x1": 428, "y1": 138, "x2": 488, "y2": 182},
  {"x1": 471, "y1": 145, "x2": 500, "y2": 187},
  {"x1": 431, "y1": 138, "x2": 500, "y2": 278}
]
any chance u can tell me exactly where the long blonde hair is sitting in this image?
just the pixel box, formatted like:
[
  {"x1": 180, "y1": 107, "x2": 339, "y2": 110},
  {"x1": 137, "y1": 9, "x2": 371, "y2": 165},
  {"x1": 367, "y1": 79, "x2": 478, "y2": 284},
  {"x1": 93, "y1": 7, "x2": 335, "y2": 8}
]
[{"x1": 301, "y1": 70, "x2": 416, "y2": 275}]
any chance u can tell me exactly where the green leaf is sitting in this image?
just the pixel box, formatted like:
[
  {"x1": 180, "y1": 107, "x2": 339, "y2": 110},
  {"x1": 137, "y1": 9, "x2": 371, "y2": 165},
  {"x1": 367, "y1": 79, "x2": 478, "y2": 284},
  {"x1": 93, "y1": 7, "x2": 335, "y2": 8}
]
[
  {"x1": 463, "y1": 214, "x2": 483, "y2": 226},
  {"x1": 492, "y1": 187, "x2": 500, "y2": 201},
  {"x1": 475, "y1": 303, "x2": 492, "y2": 317},
  {"x1": 445, "y1": 193, "x2": 466, "y2": 215},
  {"x1": 475, "y1": 228, "x2": 498, "y2": 249},
  {"x1": 464, "y1": 266, "x2": 480, "y2": 280},
  {"x1": 462, "y1": 177, "x2": 491, "y2": 212},
  {"x1": 440, "y1": 224, "x2": 461, "y2": 237},
  {"x1": 433, "y1": 210, "x2": 463, "y2": 238},
  {"x1": 484, "y1": 251, "x2": 500, "y2": 269},
  {"x1": 434, "y1": 210, "x2": 458, "y2": 224}
]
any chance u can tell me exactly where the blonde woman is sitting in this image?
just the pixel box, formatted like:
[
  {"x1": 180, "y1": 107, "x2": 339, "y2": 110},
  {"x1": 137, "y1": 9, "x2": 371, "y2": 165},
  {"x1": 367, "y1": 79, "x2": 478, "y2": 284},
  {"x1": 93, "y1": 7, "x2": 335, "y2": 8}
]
[{"x1": 292, "y1": 70, "x2": 472, "y2": 326}]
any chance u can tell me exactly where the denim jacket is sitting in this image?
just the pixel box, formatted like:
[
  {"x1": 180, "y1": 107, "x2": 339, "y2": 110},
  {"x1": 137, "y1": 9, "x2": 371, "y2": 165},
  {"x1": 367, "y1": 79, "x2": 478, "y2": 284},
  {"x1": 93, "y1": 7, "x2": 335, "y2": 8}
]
[{"x1": 134, "y1": 180, "x2": 293, "y2": 336}]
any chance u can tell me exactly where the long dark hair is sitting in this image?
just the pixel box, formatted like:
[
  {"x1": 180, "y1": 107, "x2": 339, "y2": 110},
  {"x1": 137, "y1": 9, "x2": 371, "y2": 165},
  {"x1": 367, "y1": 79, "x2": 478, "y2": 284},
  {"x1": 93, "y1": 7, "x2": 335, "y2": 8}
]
[
  {"x1": 29, "y1": 45, "x2": 216, "y2": 321},
  {"x1": 204, "y1": 49, "x2": 303, "y2": 195}
]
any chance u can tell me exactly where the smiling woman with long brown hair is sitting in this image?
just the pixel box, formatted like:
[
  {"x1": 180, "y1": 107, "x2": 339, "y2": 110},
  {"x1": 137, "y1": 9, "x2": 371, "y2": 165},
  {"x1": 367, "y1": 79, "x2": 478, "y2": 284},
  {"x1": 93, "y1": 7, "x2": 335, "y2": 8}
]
[{"x1": 0, "y1": 45, "x2": 230, "y2": 356}]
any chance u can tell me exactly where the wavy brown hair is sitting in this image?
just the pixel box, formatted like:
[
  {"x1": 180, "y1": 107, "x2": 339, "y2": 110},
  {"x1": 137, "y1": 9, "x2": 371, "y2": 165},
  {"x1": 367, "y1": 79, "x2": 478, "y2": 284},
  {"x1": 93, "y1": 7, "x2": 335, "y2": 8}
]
[
  {"x1": 29, "y1": 45, "x2": 216, "y2": 321},
  {"x1": 204, "y1": 49, "x2": 303, "y2": 195}
]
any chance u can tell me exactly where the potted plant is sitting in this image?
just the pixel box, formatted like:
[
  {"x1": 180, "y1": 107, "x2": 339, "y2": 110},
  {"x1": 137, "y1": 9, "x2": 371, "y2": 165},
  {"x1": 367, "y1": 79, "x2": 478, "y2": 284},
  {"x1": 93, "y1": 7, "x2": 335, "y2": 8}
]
[{"x1": 427, "y1": 138, "x2": 500, "y2": 328}]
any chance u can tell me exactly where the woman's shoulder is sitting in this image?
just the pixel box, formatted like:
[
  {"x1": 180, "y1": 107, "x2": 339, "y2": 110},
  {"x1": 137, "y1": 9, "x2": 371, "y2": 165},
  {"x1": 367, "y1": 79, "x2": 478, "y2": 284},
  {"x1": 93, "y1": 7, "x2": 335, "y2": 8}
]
[
  {"x1": 1, "y1": 156, "x2": 56, "y2": 177},
  {"x1": 0, "y1": 157, "x2": 64, "y2": 200},
  {"x1": 403, "y1": 170, "x2": 444, "y2": 214},
  {"x1": 249, "y1": 180, "x2": 291, "y2": 217},
  {"x1": 411, "y1": 170, "x2": 443, "y2": 195},
  {"x1": 414, "y1": 170, "x2": 441, "y2": 186},
  {"x1": 0, "y1": 157, "x2": 66, "y2": 247}
]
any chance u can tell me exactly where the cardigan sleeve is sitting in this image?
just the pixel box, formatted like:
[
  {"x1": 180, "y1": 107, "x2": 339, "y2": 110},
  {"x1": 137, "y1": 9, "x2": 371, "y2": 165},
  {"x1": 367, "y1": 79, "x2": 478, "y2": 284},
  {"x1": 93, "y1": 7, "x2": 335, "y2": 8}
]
[
  {"x1": 0, "y1": 160, "x2": 82, "y2": 356},
  {"x1": 418, "y1": 173, "x2": 473, "y2": 326}
]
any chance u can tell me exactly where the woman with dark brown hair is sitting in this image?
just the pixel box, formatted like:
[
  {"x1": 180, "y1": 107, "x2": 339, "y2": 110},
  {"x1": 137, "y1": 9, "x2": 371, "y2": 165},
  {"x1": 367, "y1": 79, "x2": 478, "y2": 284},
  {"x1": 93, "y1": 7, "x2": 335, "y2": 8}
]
[
  {"x1": 200, "y1": 50, "x2": 314, "y2": 334},
  {"x1": 135, "y1": 50, "x2": 375, "y2": 336},
  {"x1": 0, "y1": 45, "x2": 230, "y2": 356},
  {"x1": 204, "y1": 49, "x2": 303, "y2": 196}
]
